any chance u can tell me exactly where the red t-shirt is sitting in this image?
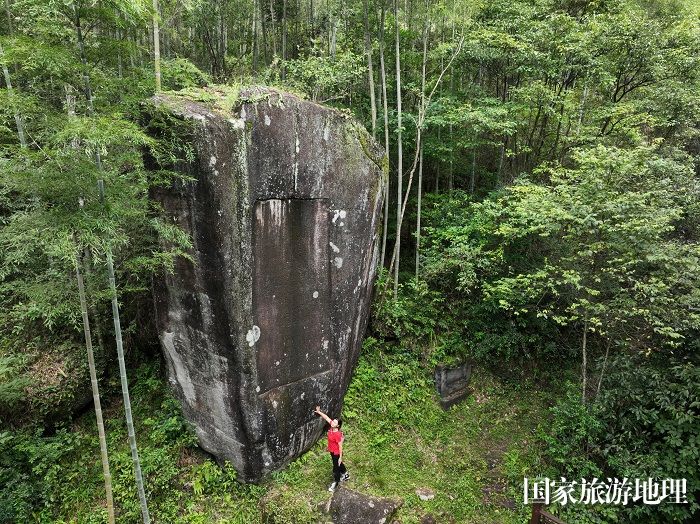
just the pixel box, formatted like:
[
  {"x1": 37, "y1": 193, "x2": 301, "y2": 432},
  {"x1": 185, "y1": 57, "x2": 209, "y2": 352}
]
[{"x1": 327, "y1": 430, "x2": 343, "y2": 455}]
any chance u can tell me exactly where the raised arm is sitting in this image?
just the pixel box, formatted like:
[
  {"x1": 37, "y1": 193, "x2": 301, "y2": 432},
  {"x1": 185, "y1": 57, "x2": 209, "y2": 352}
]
[{"x1": 314, "y1": 405, "x2": 332, "y2": 424}]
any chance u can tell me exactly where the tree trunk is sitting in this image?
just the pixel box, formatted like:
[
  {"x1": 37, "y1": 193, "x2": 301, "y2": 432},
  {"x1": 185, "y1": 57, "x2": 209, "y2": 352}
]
[
  {"x1": 378, "y1": 1, "x2": 390, "y2": 270},
  {"x1": 252, "y1": 0, "x2": 259, "y2": 71},
  {"x1": 595, "y1": 339, "x2": 611, "y2": 398},
  {"x1": 152, "y1": 0, "x2": 161, "y2": 92},
  {"x1": 329, "y1": 19, "x2": 338, "y2": 58},
  {"x1": 281, "y1": 0, "x2": 287, "y2": 79},
  {"x1": 0, "y1": 42, "x2": 27, "y2": 148},
  {"x1": 577, "y1": 81, "x2": 589, "y2": 135},
  {"x1": 415, "y1": 4, "x2": 427, "y2": 279},
  {"x1": 581, "y1": 319, "x2": 588, "y2": 403},
  {"x1": 387, "y1": 29, "x2": 463, "y2": 284},
  {"x1": 4, "y1": 0, "x2": 12, "y2": 34},
  {"x1": 393, "y1": 0, "x2": 402, "y2": 298},
  {"x1": 435, "y1": 128, "x2": 440, "y2": 192},
  {"x1": 99, "y1": 181, "x2": 152, "y2": 524},
  {"x1": 363, "y1": 0, "x2": 377, "y2": 137},
  {"x1": 117, "y1": 24, "x2": 123, "y2": 78},
  {"x1": 74, "y1": 8, "x2": 151, "y2": 522},
  {"x1": 259, "y1": 0, "x2": 268, "y2": 64},
  {"x1": 75, "y1": 245, "x2": 116, "y2": 524},
  {"x1": 496, "y1": 136, "x2": 506, "y2": 186},
  {"x1": 469, "y1": 139, "x2": 476, "y2": 194},
  {"x1": 415, "y1": 143, "x2": 423, "y2": 279},
  {"x1": 447, "y1": 0, "x2": 455, "y2": 191},
  {"x1": 269, "y1": 0, "x2": 277, "y2": 58}
]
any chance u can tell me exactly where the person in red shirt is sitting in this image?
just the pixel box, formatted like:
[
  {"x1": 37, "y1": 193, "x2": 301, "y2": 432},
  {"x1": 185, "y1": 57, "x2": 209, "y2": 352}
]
[{"x1": 314, "y1": 405, "x2": 349, "y2": 492}]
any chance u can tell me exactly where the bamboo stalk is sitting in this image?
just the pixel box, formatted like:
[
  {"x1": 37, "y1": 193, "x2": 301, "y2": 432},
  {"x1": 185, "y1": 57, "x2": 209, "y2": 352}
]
[{"x1": 74, "y1": 244, "x2": 116, "y2": 524}]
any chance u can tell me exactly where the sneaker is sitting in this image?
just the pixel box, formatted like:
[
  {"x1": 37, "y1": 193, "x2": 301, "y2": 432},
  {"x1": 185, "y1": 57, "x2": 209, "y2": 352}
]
[
  {"x1": 341, "y1": 473, "x2": 350, "y2": 482},
  {"x1": 328, "y1": 482, "x2": 337, "y2": 492}
]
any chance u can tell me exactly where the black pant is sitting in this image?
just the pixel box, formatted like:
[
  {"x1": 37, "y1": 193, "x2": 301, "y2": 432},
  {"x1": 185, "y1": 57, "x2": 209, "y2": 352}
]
[{"x1": 330, "y1": 453, "x2": 347, "y2": 483}]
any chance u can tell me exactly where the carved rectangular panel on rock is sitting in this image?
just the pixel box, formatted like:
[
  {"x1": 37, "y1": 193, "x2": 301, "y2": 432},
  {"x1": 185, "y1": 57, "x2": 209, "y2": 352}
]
[{"x1": 252, "y1": 198, "x2": 332, "y2": 393}]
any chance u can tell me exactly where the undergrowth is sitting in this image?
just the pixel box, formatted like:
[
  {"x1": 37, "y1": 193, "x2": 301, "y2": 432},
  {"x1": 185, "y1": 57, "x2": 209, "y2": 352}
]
[{"x1": 0, "y1": 341, "x2": 550, "y2": 523}]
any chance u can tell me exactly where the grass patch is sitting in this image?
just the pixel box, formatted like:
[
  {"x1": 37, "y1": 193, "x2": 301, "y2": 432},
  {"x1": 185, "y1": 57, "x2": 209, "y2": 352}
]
[{"x1": 1, "y1": 341, "x2": 551, "y2": 523}]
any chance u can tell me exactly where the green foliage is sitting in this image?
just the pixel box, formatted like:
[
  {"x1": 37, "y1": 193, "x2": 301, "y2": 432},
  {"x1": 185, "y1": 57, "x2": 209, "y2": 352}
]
[
  {"x1": 540, "y1": 384, "x2": 604, "y2": 479},
  {"x1": 0, "y1": 362, "x2": 228, "y2": 523},
  {"x1": 282, "y1": 44, "x2": 365, "y2": 103},
  {"x1": 372, "y1": 275, "x2": 444, "y2": 347},
  {"x1": 161, "y1": 58, "x2": 210, "y2": 91},
  {"x1": 543, "y1": 354, "x2": 700, "y2": 523},
  {"x1": 0, "y1": 1, "x2": 698, "y2": 523},
  {"x1": 417, "y1": 143, "x2": 700, "y2": 364},
  {"x1": 0, "y1": 354, "x2": 30, "y2": 416}
]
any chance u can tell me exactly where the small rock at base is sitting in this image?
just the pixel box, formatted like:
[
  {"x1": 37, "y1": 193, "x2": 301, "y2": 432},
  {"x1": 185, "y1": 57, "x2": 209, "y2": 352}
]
[
  {"x1": 415, "y1": 487, "x2": 436, "y2": 501},
  {"x1": 330, "y1": 488, "x2": 402, "y2": 524}
]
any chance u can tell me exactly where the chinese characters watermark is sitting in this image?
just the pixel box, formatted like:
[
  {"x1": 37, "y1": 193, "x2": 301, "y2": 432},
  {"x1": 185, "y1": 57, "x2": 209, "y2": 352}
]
[{"x1": 523, "y1": 477, "x2": 687, "y2": 505}]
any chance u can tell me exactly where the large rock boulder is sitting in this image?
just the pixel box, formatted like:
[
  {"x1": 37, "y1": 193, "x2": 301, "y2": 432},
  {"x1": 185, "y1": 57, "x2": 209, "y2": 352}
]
[{"x1": 142, "y1": 86, "x2": 385, "y2": 482}]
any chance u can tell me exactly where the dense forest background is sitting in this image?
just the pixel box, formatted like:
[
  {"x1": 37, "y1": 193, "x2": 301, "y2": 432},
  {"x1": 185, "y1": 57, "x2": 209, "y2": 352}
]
[{"x1": 1, "y1": 0, "x2": 699, "y2": 522}]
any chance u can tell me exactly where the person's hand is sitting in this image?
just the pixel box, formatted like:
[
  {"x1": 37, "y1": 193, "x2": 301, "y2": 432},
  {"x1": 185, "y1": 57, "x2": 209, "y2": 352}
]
[
  {"x1": 314, "y1": 406, "x2": 321, "y2": 414},
  {"x1": 338, "y1": 456, "x2": 342, "y2": 464}
]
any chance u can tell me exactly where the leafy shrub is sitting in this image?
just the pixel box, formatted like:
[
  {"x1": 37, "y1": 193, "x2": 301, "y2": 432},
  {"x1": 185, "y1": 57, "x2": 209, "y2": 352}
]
[
  {"x1": 161, "y1": 58, "x2": 210, "y2": 91},
  {"x1": 372, "y1": 275, "x2": 446, "y2": 346},
  {"x1": 540, "y1": 384, "x2": 604, "y2": 479},
  {"x1": 0, "y1": 354, "x2": 30, "y2": 415},
  {"x1": 282, "y1": 44, "x2": 364, "y2": 103}
]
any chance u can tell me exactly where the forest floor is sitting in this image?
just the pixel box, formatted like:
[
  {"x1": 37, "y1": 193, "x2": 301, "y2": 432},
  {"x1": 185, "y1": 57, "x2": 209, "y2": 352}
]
[{"x1": 40, "y1": 342, "x2": 553, "y2": 524}]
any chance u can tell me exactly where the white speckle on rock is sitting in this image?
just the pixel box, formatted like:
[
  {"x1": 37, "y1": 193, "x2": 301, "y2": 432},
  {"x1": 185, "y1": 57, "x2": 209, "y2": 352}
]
[
  {"x1": 255, "y1": 386, "x2": 261, "y2": 392},
  {"x1": 353, "y1": 278, "x2": 362, "y2": 294},
  {"x1": 240, "y1": 107, "x2": 247, "y2": 119},
  {"x1": 246, "y1": 325, "x2": 261, "y2": 347},
  {"x1": 228, "y1": 118, "x2": 245, "y2": 129},
  {"x1": 322, "y1": 340, "x2": 329, "y2": 350},
  {"x1": 264, "y1": 114, "x2": 271, "y2": 126},
  {"x1": 368, "y1": 501, "x2": 375, "y2": 508},
  {"x1": 272, "y1": 400, "x2": 278, "y2": 409},
  {"x1": 301, "y1": 392, "x2": 305, "y2": 400},
  {"x1": 313, "y1": 291, "x2": 319, "y2": 299},
  {"x1": 329, "y1": 242, "x2": 340, "y2": 253},
  {"x1": 331, "y1": 209, "x2": 347, "y2": 224},
  {"x1": 339, "y1": 222, "x2": 345, "y2": 226},
  {"x1": 275, "y1": 360, "x2": 280, "y2": 366},
  {"x1": 323, "y1": 124, "x2": 330, "y2": 141},
  {"x1": 333, "y1": 257, "x2": 343, "y2": 268},
  {"x1": 209, "y1": 155, "x2": 217, "y2": 167},
  {"x1": 295, "y1": 136, "x2": 300, "y2": 153}
]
